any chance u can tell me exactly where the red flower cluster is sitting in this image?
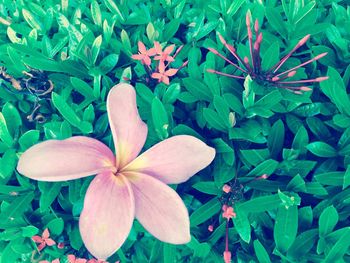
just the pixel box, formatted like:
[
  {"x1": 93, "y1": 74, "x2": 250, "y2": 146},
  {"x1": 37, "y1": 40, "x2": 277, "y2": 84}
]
[
  {"x1": 132, "y1": 41, "x2": 187, "y2": 85},
  {"x1": 208, "y1": 11, "x2": 328, "y2": 94}
]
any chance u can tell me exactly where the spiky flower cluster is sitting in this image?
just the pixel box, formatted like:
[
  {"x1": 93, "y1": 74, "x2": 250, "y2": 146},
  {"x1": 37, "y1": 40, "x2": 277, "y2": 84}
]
[{"x1": 207, "y1": 11, "x2": 328, "y2": 94}]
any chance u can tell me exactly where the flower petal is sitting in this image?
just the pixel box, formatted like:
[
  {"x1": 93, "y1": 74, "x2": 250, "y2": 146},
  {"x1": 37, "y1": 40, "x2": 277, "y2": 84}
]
[
  {"x1": 45, "y1": 238, "x2": 56, "y2": 246},
  {"x1": 147, "y1": 47, "x2": 157, "y2": 56},
  {"x1": 131, "y1": 54, "x2": 143, "y2": 61},
  {"x1": 17, "y1": 136, "x2": 115, "y2": 182},
  {"x1": 164, "y1": 44, "x2": 175, "y2": 55},
  {"x1": 165, "y1": 68, "x2": 178, "y2": 77},
  {"x1": 79, "y1": 172, "x2": 135, "y2": 260},
  {"x1": 123, "y1": 135, "x2": 215, "y2": 184},
  {"x1": 153, "y1": 41, "x2": 162, "y2": 54},
  {"x1": 143, "y1": 56, "x2": 152, "y2": 66},
  {"x1": 158, "y1": 61, "x2": 165, "y2": 73},
  {"x1": 161, "y1": 76, "x2": 170, "y2": 85},
  {"x1": 107, "y1": 84, "x2": 148, "y2": 168},
  {"x1": 126, "y1": 172, "x2": 190, "y2": 244},
  {"x1": 138, "y1": 41, "x2": 146, "y2": 54},
  {"x1": 42, "y1": 228, "x2": 50, "y2": 239},
  {"x1": 151, "y1": 73, "x2": 162, "y2": 80}
]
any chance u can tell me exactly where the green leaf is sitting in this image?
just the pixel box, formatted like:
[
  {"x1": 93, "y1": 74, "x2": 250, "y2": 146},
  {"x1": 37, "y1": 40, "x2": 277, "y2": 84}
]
[
  {"x1": 69, "y1": 226, "x2": 83, "y2": 250},
  {"x1": 21, "y1": 226, "x2": 39, "y2": 237},
  {"x1": 254, "y1": 239, "x2": 271, "y2": 263},
  {"x1": 120, "y1": 30, "x2": 132, "y2": 55},
  {"x1": 261, "y1": 41, "x2": 280, "y2": 71},
  {"x1": 226, "y1": 0, "x2": 245, "y2": 16},
  {"x1": 52, "y1": 92, "x2": 92, "y2": 134},
  {"x1": 70, "y1": 77, "x2": 94, "y2": 98},
  {"x1": 0, "y1": 149, "x2": 17, "y2": 179},
  {"x1": 254, "y1": 90, "x2": 282, "y2": 109},
  {"x1": 91, "y1": 0, "x2": 102, "y2": 27},
  {"x1": 103, "y1": 0, "x2": 124, "y2": 22},
  {"x1": 238, "y1": 194, "x2": 281, "y2": 213},
  {"x1": 274, "y1": 205, "x2": 298, "y2": 253},
  {"x1": 319, "y1": 205, "x2": 338, "y2": 237},
  {"x1": 91, "y1": 35, "x2": 102, "y2": 65},
  {"x1": 247, "y1": 159, "x2": 279, "y2": 177},
  {"x1": 47, "y1": 218, "x2": 64, "y2": 235},
  {"x1": 22, "y1": 9, "x2": 43, "y2": 31},
  {"x1": 18, "y1": 130, "x2": 40, "y2": 150},
  {"x1": 190, "y1": 198, "x2": 221, "y2": 226},
  {"x1": 287, "y1": 174, "x2": 306, "y2": 192},
  {"x1": 287, "y1": 229, "x2": 318, "y2": 259},
  {"x1": 183, "y1": 78, "x2": 212, "y2": 102},
  {"x1": 163, "y1": 83, "x2": 181, "y2": 104},
  {"x1": 343, "y1": 166, "x2": 350, "y2": 190},
  {"x1": 320, "y1": 67, "x2": 350, "y2": 116},
  {"x1": 240, "y1": 149, "x2": 270, "y2": 166},
  {"x1": 233, "y1": 208, "x2": 251, "y2": 243},
  {"x1": 265, "y1": 8, "x2": 287, "y2": 38},
  {"x1": 203, "y1": 108, "x2": 227, "y2": 132},
  {"x1": 38, "y1": 182, "x2": 62, "y2": 212},
  {"x1": 268, "y1": 120, "x2": 285, "y2": 159},
  {"x1": 213, "y1": 95, "x2": 230, "y2": 128},
  {"x1": 2, "y1": 102, "x2": 22, "y2": 137},
  {"x1": 324, "y1": 228, "x2": 350, "y2": 263},
  {"x1": 163, "y1": 19, "x2": 180, "y2": 42},
  {"x1": 0, "y1": 192, "x2": 34, "y2": 224},
  {"x1": 152, "y1": 97, "x2": 169, "y2": 140},
  {"x1": 315, "y1": 172, "x2": 344, "y2": 186},
  {"x1": 307, "y1": 142, "x2": 337, "y2": 157},
  {"x1": 192, "y1": 182, "x2": 221, "y2": 195},
  {"x1": 99, "y1": 54, "x2": 119, "y2": 74},
  {"x1": 0, "y1": 112, "x2": 14, "y2": 147},
  {"x1": 292, "y1": 126, "x2": 308, "y2": 153},
  {"x1": 163, "y1": 243, "x2": 176, "y2": 263}
]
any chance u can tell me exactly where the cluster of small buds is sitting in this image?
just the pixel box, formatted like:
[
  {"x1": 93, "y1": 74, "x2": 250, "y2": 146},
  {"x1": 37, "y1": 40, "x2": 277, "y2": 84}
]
[
  {"x1": 131, "y1": 41, "x2": 188, "y2": 85},
  {"x1": 207, "y1": 11, "x2": 328, "y2": 94},
  {"x1": 219, "y1": 181, "x2": 244, "y2": 207}
]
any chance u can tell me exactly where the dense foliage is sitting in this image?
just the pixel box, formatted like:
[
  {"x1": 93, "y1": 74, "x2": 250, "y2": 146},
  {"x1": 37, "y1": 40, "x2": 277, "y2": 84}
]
[{"x1": 1, "y1": 0, "x2": 350, "y2": 262}]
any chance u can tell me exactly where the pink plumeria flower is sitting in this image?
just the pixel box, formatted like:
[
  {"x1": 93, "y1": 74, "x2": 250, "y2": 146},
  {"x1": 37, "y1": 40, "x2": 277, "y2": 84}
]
[
  {"x1": 67, "y1": 255, "x2": 87, "y2": 263},
  {"x1": 32, "y1": 228, "x2": 56, "y2": 252},
  {"x1": 131, "y1": 41, "x2": 156, "y2": 66},
  {"x1": 153, "y1": 41, "x2": 175, "y2": 62},
  {"x1": 18, "y1": 83, "x2": 215, "y2": 260},
  {"x1": 151, "y1": 61, "x2": 178, "y2": 85}
]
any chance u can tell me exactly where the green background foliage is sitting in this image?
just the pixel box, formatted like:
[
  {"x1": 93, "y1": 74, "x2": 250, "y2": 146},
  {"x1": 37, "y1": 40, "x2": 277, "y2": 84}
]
[{"x1": 0, "y1": 0, "x2": 350, "y2": 262}]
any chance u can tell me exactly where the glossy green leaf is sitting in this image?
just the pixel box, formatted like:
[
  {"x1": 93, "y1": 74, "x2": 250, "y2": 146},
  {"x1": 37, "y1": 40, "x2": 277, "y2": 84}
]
[
  {"x1": 274, "y1": 205, "x2": 298, "y2": 253},
  {"x1": 307, "y1": 142, "x2": 337, "y2": 157},
  {"x1": 152, "y1": 97, "x2": 169, "y2": 140},
  {"x1": 319, "y1": 205, "x2": 338, "y2": 237}
]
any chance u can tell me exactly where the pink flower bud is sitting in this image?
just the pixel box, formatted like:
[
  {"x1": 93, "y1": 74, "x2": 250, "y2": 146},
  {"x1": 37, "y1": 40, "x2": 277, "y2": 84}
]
[
  {"x1": 222, "y1": 184, "x2": 231, "y2": 193},
  {"x1": 223, "y1": 251, "x2": 232, "y2": 263}
]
